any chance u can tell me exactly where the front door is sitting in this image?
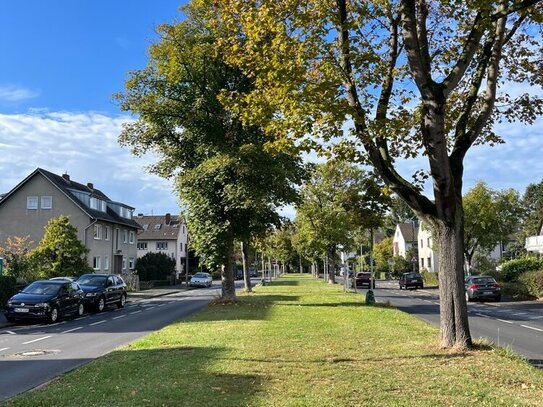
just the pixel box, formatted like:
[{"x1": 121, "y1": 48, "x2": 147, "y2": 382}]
[{"x1": 113, "y1": 255, "x2": 122, "y2": 274}]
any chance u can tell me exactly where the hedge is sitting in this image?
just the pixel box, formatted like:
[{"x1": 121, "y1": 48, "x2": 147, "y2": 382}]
[
  {"x1": 420, "y1": 268, "x2": 439, "y2": 287},
  {"x1": 0, "y1": 275, "x2": 17, "y2": 310},
  {"x1": 518, "y1": 270, "x2": 543, "y2": 299},
  {"x1": 500, "y1": 257, "x2": 543, "y2": 282}
]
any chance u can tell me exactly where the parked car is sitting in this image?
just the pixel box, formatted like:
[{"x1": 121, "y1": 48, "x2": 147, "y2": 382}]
[
  {"x1": 399, "y1": 272, "x2": 424, "y2": 289},
  {"x1": 465, "y1": 276, "x2": 501, "y2": 302},
  {"x1": 4, "y1": 280, "x2": 85, "y2": 323},
  {"x1": 355, "y1": 272, "x2": 375, "y2": 289},
  {"x1": 190, "y1": 272, "x2": 213, "y2": 287},
  {"x1": 249, "y1": 267, "x2": 257, "y2": 277},
  {"x1": 76, "y1": 274, "x2": 127, "y2": 312}
]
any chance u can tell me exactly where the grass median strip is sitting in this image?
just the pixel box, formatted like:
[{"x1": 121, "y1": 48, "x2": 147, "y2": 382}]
[{"x1": 6, "y1": 274, "x2": 543, "y2": 407}]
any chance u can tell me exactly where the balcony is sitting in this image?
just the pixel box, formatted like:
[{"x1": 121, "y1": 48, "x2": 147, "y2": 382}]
[{"x1": 525, "y1": 235, "x2": 543, "y2": 253}]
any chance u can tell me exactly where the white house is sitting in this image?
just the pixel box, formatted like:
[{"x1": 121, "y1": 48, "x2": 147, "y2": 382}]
[
  {"x1": 393, "y1": 223, "x2": 418, "y2": 259},
  {"x1": 134, "y1": 213, "x2": 188, "y2": 276},
  {"x1": 417, "y1": 222, "x2": 439, "y2": 273}
]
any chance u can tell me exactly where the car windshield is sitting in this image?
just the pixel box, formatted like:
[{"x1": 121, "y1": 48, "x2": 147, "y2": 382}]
[
  {"x1": 404, "y1": 273, "x2": 420, "y2": 278},
  {"x1": 22, "y1": 282, "x2": 61, "y2": 295},
  {"x1": 77, "y1": 275, "x2": 107, "y2": 286},
  {"x1": 192, "y1": 273, "x2": 208, "y2": 278},
  {"x1": 472, "y1": 277, "x2": 496, "y2": 284}
]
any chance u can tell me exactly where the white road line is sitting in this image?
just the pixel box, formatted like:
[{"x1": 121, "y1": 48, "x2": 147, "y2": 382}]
[
  {"x1": 62, "y1": 326, "x2": 83, "y2": 334},
  {"x1": 4, "y1": 330, "x2": 16, "y2": 335},
  {"x1": 145, "y1": 307, "x2": 156, "y2": 310},
  {"x1": 521, "y1": 325, "x2": 543, "y2": 332},
  {"x1": 48, "y1": 321, "x2": 66, "y2": 327},
  {"x1": 528, "y1": 315, "x2": 543, "y2": 320},
  {"x1": 0, "y1": 347, "x2": 10, "y2": 352},
  {"x1": 22, "y1": 335, "x2": 52, "y2": 345},
  {"x1": 130, "y1": 310, "x2": 142, "y2": 315},
  {"x1": 157, "y1": 304, "x2": 166, "y2": 307},
  {"x1": 113, "y1": 315, "x2": 126, "y2": 320},
  {"x1": 74, "y1": 316, "x2": 89, "y2": 321},
  {"x1": 89, "y1": 320, "x2": 107, "y2": 326},
  {"x1": 511, "y1": 312, "x2": 528, "y2": 316},
  {"x1": 496, "y1": 318, "x2": 513, "y2": 324},
  {"x1": 476, "y1": 313, "x2": 490, "y2": 318}
]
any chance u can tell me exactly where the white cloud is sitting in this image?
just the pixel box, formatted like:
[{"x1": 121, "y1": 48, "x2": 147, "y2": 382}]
[
  {"x1": 0, "y1": 111, "x2": 179, "y2": 215},
  {"x1": 0, "y1": 85, "x2": 39, "y2": 103}
]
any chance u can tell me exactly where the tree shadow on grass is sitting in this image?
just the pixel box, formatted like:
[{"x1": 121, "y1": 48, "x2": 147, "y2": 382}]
[
  {"x1": 266, "y1": 280, "x2": 299, "y2": 286},
  {"x1": 279, "y1": 302, "x2": 393, "y2": 309},
  {"x1": 5, "y1": 347, "x2": 263, "y2": 407}
]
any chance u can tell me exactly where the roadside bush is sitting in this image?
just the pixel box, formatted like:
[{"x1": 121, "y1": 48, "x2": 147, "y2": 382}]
[
  {"x1": 500, "y1": 257, "x2": 543, "y2": 282},
  {"x1": 500, "y1": 281, "x2": 536, "y2": 301},
  {"x1": 0, "y1": 275, "x2": 17, "y2": 310},
  {"x1": 420, "y1": 268, "x2": 439, "y2": 287},
  {"x1": 518, "y1": 270, "x2": 543, "y2": 299},
  {"x1": 211, "y1": 271, "x2": 221, "y2": 280},
  {"x1": 136, "y1": 252, "x2": 176, "y2": 281},
  {"x1": 150, "y1": 279, "x2": 171, "y2": 287}
]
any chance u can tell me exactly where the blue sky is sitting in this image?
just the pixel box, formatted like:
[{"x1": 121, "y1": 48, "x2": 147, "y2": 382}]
[{"x1": 0, "y1": 1, "x2": 542, "y2": 219}]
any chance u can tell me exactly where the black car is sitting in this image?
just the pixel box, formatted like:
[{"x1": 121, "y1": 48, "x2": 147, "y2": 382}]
[
  {"x1": 4, "y1": 280, "x2": 85, "y2": 323},
  {"x1": 399, "y1": 272, "x2": 424, "y2": 289},
  {"x1": 355, "y1": 272, "x2": 375, "y2": 289},
  {"x1": 76, "y1": 274, "x2": 127, "y2": 312},
  {"x1": 465, "y1": 276, "x2": 501, "y2": 302}
]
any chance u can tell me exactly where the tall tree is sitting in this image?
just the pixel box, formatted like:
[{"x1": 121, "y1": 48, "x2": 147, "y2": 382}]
[
  {"x1": 0, "y1": 235, "x2": 35, "y2": 281},
  {"x1": 383, "y1": 196, "x2": 417, "y2": 237},
  {"x1": 216, "y1": 0, "x2": 543, "y2": 349},
  {"x1": 117, "y1": 4, "x2": 304, "y2": 300},
  {"x1": 31, "y1": 216, "x2": 91, "y2": 279},
  {"x1": 517, "y1": 180, "x2": 543, "y2": 252},
  {"x1": 463, "y1": 181, "x2": 521, "y2": 271}
]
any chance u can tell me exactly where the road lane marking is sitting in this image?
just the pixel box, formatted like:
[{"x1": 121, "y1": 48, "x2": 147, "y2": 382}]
[
  {"x1": 528, "y1": 315, "x2": 543, "y2": 319},
  {"x1": 74, "y1": 316, "x2": 89, "y2": 321},
  {"x1": 157, "y1": 304, "x2": 166, "y2": 307},
  {"x1": 113, "y1": 315, "x2": 126, "y2": 320},
  {"x1": 476, "y1": 313, "x2": 490, "y2": 318},
  {"x1": 22, "y1": 335, "x2": 52, "y2": 344},
  {"x1": 496, "y1": 318, "x2": 513, "y2": 324},
  {"x1": 130, "y1": 310, "x2": 142, "y2": 315},
  {"x1": 0, "y1": 347, "x2": 10, "y2": 352},
  {"x1": 511, "y1": 312, "x2": 528, "y2": 316},
  {"x1": 89, "y1": 320, "x2": 107, "y2": 326},
  {"x1": 521, "y1": 325, "x2": 543, "y2": 332},
  {"x1": 48, "y1": 321, "x2": 67, "y2": 326},
  {"x1": 62, "y1": 326, "x2": 83, "y2": 334},
  {"x1": 4, "y1": 330, "x2": 16, "y2": 335}
]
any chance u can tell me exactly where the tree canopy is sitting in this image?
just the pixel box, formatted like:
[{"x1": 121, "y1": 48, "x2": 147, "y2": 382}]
[
  {"x1": 214, "y1": 0, "x2": 543, "y2": 349},
  {"x1": 117, "y1": 3, "x2": 305, "y2": 300}
]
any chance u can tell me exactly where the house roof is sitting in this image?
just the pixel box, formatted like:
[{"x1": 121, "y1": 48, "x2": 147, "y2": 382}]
[
  {"x1": 398, "y1": 223, "x2": 418, "y2": 242},
  {"x1": 134, "y1": 214, "x2": 184, "y2": 241},
  {"x1": 0, "y1": 168, "x2": 140, "y2": 229}
]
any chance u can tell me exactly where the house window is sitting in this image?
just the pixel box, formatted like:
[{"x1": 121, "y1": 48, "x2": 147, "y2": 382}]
[
  {"x1": 428, "y1": 257, "x2": 432, "y2": 268},
  {"x1": 129, "y1": 231, "x2": 135, "y2": 244},
  {"x1": 101, "y1": 201, "x2": 107, "y2": 212},
  {"x1": 94, "y1": 224, "x2": 102, "y2": 240},
  {"x1": 154, "y1": 224, "x2": 162, "y2": 230},
  {"x1": 142, "y1": 224, "x2": 149, "y2": 231},
  {"x1": 104, "y1": 226, "x2": 110, "y2": 241},
  {"x1": 41, "y1": 196, "x2": 52, "y2": 209},
  {"x1": 122, "y1": 256, "x2": 127, "y2": 270},
  {"x1": 156, "y1": 242, "x2": 168, "y2": 250},
  {"x1": 27, "y1": 196, "x2": 38, "y2": 209},
  {"x1": 420, "y1": 239, "x2": 423, "y2": 248},
  {"x1": 93, "y1": 256, "x2": 101, "y2": 271},
  {"x1": 137, "y1": 242, "x2": 147, "y2": 250},
  {"x1": 104, "y1": 256, "x2": 109, "y2": 271},
  {"x1": 123, "y1": 229, "x2": 128, "y2": 243},
  {"x1": 421, "y1": 258, "x2": 424, "y2": 268},
  {"x1": 427, "y1": 238, "x2": 431, "y2": 247},
  {"x1": 129, "y1": 257, "x2": 135, "y2": 270},
  {"x1": 90, "y1": 197, "x2": 100, "y2": 210}
]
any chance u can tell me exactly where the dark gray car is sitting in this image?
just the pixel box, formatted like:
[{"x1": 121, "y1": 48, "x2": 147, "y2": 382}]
[
  {"x1": 399, "y1": 272, "x2": 424, "y2": 289},
  {"x1": 465, "y1": 276, "x2": 501, "y2": 302},
  {"x1": 76, "y1": 274, "x2": 127, "y2": 312}
]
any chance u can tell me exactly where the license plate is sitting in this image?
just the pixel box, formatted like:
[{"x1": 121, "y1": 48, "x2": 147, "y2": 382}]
[
  {"x1": 483, "y1": 291, "x2": 492, "y2": 295},
  {"x1": 410, "y1": 280, "x2": 417, "y2": 283},
  {"x1": 14, "y1": 308, "x2": 29, "y2": 313}
]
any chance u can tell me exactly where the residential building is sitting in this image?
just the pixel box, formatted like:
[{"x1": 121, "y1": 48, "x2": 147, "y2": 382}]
[
  {"x1": 392, "y1": 222, "x2": 418, "y2": 259},
  {"x1": 417, "y1": 222, "x2": 439, "y2": 273},
  {"x1": 525, "y1": 223, "x2": 543, "y2": 254},
  {"x1": 134, "y1": 213, "x2": 188, "y2": 276},
  {"x1": 0, "y1": 168, "x2": 139, "y2": 273}
]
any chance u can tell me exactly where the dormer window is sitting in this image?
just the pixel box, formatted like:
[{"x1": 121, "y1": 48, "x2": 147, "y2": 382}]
[
  {"x1": 154, "y1": 224, "x2": 162, "y2": 230},
  {"x1": 142, "y1": 224, "x2": 149, "y2": 231}
]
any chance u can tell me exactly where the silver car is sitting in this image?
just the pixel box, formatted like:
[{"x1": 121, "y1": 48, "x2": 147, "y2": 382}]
[{"x1": 189, "y1": 272, "x2": 213, "y2": 288}]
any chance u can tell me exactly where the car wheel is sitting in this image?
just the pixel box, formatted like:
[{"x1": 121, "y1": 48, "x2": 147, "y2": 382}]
[
  {"x1": 49, "y1": 306, "x2": 59, "y2": 323},
  {"x1": 75, "y1": 302, "x2": 85, "y2": 317},
  {"x1": 117, "y1": 293, "x2": 127, "y2": 309},
  {"x1": 96, "y1": 296, "x2": 106, "y2": 312},
  {"x1": 465, "y1": 292, "x2": 470, "y2": 302},
  {"x1": 495, "y1": 295, "x2": 501, "y2": 302}
]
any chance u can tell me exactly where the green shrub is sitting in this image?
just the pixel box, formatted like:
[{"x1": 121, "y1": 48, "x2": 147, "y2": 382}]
[
  {"x1": 518, "y1": 270, "x2": 543, "y2": 299},
  {"x1": 500, "y1": 257, "x2": 543, "y2": 282},
  {"x1": 420, "y1": 268, "x2": 439, "y2": 287},
  {"x1": 500, "y1": 281, "x2": 537, "y2": 301},
  {"x1": 0, "y1": 275, "x2": 17, "y2": 310},
  {"x1": 211, "y1": 271, "x2": 221, "y2": 280},
  {"x1": 150, "y1": 279, "x2": 171, "y2": 287},
  {"x1": 136, "y1": 252, "x2": 176, "y2": 281}
]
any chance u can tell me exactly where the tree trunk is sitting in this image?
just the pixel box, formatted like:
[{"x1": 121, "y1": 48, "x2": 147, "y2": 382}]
[
  {"x1": 436, "y1": 221, "x2": 472, "y2": 349},
  {"x1": 328, "y1": 248, "x2": 336, "y2": 284},
  {"x1": 221, "y1": 237, "x2": 236, "y2": 301},
  {"x1": 241, "y1": 241, "x2": 252, "y2": 292}
]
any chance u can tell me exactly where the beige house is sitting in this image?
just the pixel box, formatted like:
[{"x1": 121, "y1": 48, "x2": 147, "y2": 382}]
[
  {"x1": 0, "y1": 168, "x2": 139, "y2": 274},
  {"x1": 417, "y1": 222, "x2": 439, "y2": 273},
  {"x1": 134, "y1": 214, "x2": 188, "y2": 276}
]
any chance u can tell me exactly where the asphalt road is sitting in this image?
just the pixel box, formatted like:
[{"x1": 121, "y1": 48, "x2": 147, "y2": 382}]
[
  {"x1": 0, "y1": 281, "x2": 248, "y2": 402},
  {"x1": 363, "y1": 280, "x2": 543, "y2": 367}
]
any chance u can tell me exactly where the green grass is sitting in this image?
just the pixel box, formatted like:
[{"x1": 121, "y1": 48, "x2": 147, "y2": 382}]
[{"x1": 7, "y1": 275, "x2": 543, "y2": 406}]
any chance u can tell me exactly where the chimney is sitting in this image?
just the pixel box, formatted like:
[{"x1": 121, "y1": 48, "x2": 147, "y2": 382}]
[
  {"x1": 62, "y1": 173, "x2": 70, "y2": 182},
  {"x1": 165, "y1": 213, "x2": 171, "y2": 225},
  {"x1": 137, "y1": 213, "x2": 144, "y2": 217},
  {"x1": 87, "y1": 182, "x2": 94, "y2": 190}
]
